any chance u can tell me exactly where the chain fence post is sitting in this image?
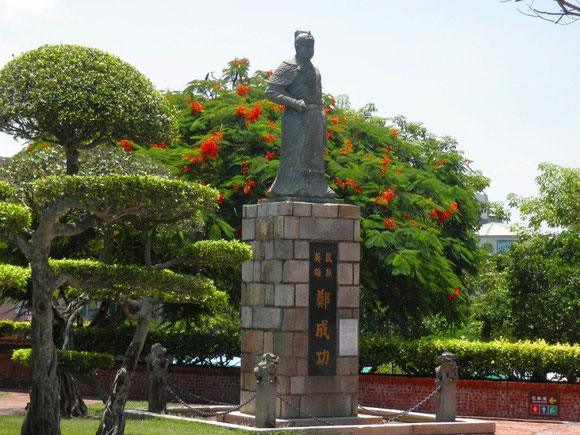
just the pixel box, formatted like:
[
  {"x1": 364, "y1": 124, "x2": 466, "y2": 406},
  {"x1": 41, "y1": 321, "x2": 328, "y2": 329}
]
[
  {"x1": 254, "y1": 353, "x2": 279, "y2": 428},
  {"x1": 435, "y1": 351, "x2": 458, "y2": 422}
]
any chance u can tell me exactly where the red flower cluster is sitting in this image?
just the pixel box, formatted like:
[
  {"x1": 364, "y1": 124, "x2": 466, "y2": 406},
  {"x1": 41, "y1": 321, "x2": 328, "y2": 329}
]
[
  {"x1": 236, "y1": 83, "x2": 250, "y2": 96},
  {"x1": 214, "y1": 83, "x2": 221, "y2": 90},
  {"x1": 268, "y1": 119, "x2": 276, "y2": 129},
  {"x1": 430, "y1": 203, "x2": 458, "y2": 223},
  {"x1": 448, "y1": 288, "x2": 460, "y2": 301},
  {"x1": 263, "y1": 134, "x2": 276, "y2": 143},
  {"x1": 336, "y1": 177, "x2": 362, "y2": 193},
  {"x1": 330, "y1": 96, "x2": 336, "y2": 106},
  {"x1": 234, "y1": 103, "x2": 262, "y2": 123},
  {"x1": 384, "y1": 218, "x2": 396, "y2": 229},
  {"x1": 265, "y1": 151, "x2": 276, "y2": 160},
  {"x1": 381, "y1": 156, "x2": 391, "y2": 174},
  {"x1": 232, "y1": 58, "x2": 250, "y2": 67},
  {"x1": 324, "y1": 107, "x2": 331, "y2": 115},
  {"x1": 151, "y1": 143, "x2": 168, "y2": 149},
  {"x1": 434, "y1": 158, "x2": 447, "y2": 168},
  {"x1": 390, "y1": 128, "x2": 398, "y2": 137},
  {"x1": 236, "y1": 226, "x2": 243, "y2": 238},
  {"x1": 243, "y1": 179, "x2": 257, "y2": 194},
  {"x1": 278, "y1": 105, "x2": 285, "y2": 112},
  {"x1": 242, "y1": 160, "x2": 249, "y2": 174},
  {"x1": 332, "y1": 116, "x2": 339, "y2": 124},
  {"x1": 235, "y1": 106, "x2": 246, "y2": 117},
  {"x1": 118, "y1": 140, "x2": 133, "y2": 152},
  {"x1": 246, "y1": 103, "x2": 262, "y2": 123},
  {"x1": 375, "y1": 188, "x2": 396, "y2": 208},
  {"x1": 339, "y1": 139, "x2": 353, "y2": 155},
  {"x1": 266, "y1": 70, "x2": 273, "y2": 78},
  {"x1": 190, "y1": 101, "x2": 204, "y2": 114},
  {"x1": 218, "y1": 192, "x2": 225, "y2": 205},
  {"x1": 200, "y1": 134, "x2": 220, "y2": 160}
]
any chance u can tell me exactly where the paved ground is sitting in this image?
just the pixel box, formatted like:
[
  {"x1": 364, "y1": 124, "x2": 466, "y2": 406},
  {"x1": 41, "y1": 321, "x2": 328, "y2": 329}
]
[{"x1": 1, "y1": 389, "x2": 579, "y2": 434}]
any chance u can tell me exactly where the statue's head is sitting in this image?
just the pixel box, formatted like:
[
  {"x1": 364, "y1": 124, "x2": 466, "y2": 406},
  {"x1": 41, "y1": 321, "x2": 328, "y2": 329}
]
[{"x1": 294, "y1": 30, "x2": 314, "y2": 61}]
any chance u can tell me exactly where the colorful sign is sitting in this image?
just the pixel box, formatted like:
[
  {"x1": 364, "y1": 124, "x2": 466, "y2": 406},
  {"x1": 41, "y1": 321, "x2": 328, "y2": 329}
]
[
  {"x1": 529, "y1": 393, "x2": 559, "y2": 417},
  {"x1": 308, "y1": 242, "x2": 337, "y2": 376}
]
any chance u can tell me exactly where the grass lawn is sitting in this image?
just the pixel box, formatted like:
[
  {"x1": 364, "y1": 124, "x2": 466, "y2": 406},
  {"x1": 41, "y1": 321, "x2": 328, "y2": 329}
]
[{"x1": 0, "y1": 401, "x2": 252, "y2": 435}]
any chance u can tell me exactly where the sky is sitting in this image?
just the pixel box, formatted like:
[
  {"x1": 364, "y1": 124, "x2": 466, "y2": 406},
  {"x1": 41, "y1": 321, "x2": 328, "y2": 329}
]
[{"x1": 0, "y1": 0, "x2": 578, "y2": 216}]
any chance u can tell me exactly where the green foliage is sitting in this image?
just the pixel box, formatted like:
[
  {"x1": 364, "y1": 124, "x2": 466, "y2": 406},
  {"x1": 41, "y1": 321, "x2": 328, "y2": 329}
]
[
  {"x1": 135, "y1": 60, "x2": 486, "y2": 333},
  {"x1": 0, "y1": 202, "x2": 31, "y2": 233},
  {"x1": 508, "y1": 163, "x2": 580, "y2": 232},
  {"x1": 504, "y1": 231, "x2": 579, "y2": 344},
  {"x1": 0, "y1": 264, "x2": 29, "y2": 294},
  {"x1": 0, "y1": 181, "x2": 14, "y2": 201},
  {"x1": 182, "y1": 239, "x2": 252, "y2": 268},
  {"x1": 50, "y1": 259, "x2": 225, "y2": 306},
  {"x1": 0, "y1": 145, "x2": 171, "y2": 195},
  {"x1": 0, "y1": 45, "x2": 178, "y2": 148},
  {"x1": 362, "y1": 334, "x2": 580, "y2": 383},
  {"x1": 34, "y1": 175, "x2": 218, "y2": 221},
  {"x1": 12, "y1": 348, "x2": 114, "y2": 375},
  {"x1": 0, "y1": 320, "x2": 30, "y2": 337},
  {"x1": 74, "y1": 319, "x2": 240, "y2": 366}
]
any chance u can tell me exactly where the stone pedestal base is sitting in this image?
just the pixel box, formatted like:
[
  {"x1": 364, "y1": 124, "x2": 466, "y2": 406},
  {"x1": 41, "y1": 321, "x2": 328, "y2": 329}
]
[{"x1": 240, "y1": 201, "x2": 360, "y2": 418}]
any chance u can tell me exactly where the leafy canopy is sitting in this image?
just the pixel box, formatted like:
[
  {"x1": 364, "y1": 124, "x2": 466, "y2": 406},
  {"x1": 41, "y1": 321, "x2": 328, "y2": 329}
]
[
  {"x1": 0, "y1": 45, "x2": 178, "y2": 150},
  {"x1": 130, "y1": 59, "x2": 487, "y2": 335}
]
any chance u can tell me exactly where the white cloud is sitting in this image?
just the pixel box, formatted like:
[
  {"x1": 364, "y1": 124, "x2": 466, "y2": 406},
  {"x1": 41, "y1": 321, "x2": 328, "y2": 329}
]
[{"x1": 0, "y1": 0, "x2": 58, "y2": 23}]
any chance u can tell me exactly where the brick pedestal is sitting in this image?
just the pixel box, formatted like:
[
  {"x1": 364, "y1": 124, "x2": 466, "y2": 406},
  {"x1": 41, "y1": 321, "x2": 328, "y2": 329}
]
[{"x1": 240, "y1": 201, "x2": 360, "y2": 418}]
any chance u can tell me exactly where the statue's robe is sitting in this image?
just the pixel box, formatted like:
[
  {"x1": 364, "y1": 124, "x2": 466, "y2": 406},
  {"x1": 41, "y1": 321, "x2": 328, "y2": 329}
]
[{"x1": 265, "y1": 58, "x2": 334, "y2": 199}]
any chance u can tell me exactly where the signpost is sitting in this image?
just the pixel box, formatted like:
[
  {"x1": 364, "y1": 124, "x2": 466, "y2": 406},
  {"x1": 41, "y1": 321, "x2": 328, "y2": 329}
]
[{"x1": 529, "y1": 393, "x2": 559, "y2": 417}]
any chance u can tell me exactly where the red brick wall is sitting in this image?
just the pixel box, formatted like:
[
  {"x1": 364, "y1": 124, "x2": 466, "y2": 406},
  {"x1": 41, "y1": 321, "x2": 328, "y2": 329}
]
[
  {"x1": 359, "y1": 375, "x2": 580, "y2": 422},
  {"x1": 2, "y1": 354, "x2": 577, "y2": 421}
]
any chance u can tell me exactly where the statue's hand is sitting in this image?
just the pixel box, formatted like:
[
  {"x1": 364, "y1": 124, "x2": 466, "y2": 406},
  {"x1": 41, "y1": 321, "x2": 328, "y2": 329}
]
[{"x1": 295, "y1": 99, "x2": 307, "y2": 112}]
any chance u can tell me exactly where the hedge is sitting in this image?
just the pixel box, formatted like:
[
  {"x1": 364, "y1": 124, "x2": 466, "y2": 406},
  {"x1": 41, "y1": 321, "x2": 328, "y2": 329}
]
[
  {"x1": 3, "y1": 321, "x2": 578, "y2": 382},
  {"x1": 12, "y1": 348, "x2": 114, "y2": 375},
  {"x1": 360, "y1": 334, "x2": 579, "y2": 383},
  {"x1": 73, "y1": 324, "x2": 240, "y2": 367},
  {"x1": 0, "y1": 320, "x2": 30, "y2": 337}
]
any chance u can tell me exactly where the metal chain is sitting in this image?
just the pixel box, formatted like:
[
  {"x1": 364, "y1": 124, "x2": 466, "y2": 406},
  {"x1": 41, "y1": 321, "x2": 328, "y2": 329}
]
[
  {"x1": 277, "y1": 394, "x2": 341, "y2": 427},
  {"x1": 359, "y1": 385, "x2": 441, "y2": 424},
  {"x1": 167, "y1": 381, "x2": 236, "y2": 406},
  {"x1": 166, "y1": 384, "x2": 256, "y2": 418}
]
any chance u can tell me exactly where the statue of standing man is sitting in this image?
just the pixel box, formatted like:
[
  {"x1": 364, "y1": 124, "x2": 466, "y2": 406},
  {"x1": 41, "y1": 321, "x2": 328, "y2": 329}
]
[{"x1": 265, "y1": 31, "x2": 336, "y2": 201}]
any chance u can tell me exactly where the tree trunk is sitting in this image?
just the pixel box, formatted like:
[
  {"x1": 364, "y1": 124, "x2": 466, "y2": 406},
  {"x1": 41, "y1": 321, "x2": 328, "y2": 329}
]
[
  {"x1": 65, "y1": 147, "x2": 79, "y2": 176},
  {"x1": 96, "y1": 300, "x2": 154, "y2": 435},
  {"x1": 21, "y1": 277, "x2": 61, "y2": 434},
  {"x1": 53, "y1": 297, "x2": 90, "y2": 418},
  {"x1": 58, "y1": 370, "x2": 87, "y2": 418}
]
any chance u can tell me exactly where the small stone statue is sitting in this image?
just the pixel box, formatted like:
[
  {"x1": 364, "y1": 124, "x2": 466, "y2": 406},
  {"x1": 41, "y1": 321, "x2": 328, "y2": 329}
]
[
  {"x1": 435, "y1": 351, "x2": 458, "y2": 422},
  {"x1": 264, "y1": 31, "x2": 336, "y2": 201},
  {"x1": 146, "y1": 343, "x2": 170, "y2": 413},
  {"x1": 254, "y1": 353, "x2": 279, "y2": 428}
]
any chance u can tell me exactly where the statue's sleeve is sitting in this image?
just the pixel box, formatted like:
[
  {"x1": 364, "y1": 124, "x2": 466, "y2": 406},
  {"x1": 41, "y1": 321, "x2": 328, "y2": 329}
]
[{"x1": 265, "y1": 62, "x2": 301, "y2": 110}]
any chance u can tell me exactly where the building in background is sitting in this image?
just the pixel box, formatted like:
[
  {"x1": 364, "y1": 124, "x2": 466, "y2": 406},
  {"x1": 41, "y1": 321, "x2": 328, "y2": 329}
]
[{"x1": 478, "y1": 222, "x2": 518, "y2": 254}]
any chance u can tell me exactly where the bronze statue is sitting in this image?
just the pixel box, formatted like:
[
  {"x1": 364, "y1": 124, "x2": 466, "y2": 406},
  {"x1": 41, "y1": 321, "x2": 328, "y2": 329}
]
[{"x1": 265, "y1": 31, "x2": 335, "y2": 201}]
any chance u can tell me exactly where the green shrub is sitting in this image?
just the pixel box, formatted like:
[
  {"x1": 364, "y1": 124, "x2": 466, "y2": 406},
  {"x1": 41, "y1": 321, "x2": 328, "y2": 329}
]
[
  {"x1": 73, "y1": 322, "x2": 240, "y2": 366},
  {"x1": 0, "y1": 320, "x2": 31, "y2": 337},
  {"x1": 12, "y1": 348, "x2": 114, "y2": 375},
  {"x1": 362, "y1": 334, "x2": 579, "y2": 383}
]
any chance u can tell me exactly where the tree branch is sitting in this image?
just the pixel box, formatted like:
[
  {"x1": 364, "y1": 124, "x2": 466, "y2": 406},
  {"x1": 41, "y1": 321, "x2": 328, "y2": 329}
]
[
  {"x1": 154, "y1": 255, "x2": 195, "y2": 270},
  {"x1": 76, "y1": 136, "x2": 114, "y2": 151},
  {"x1": 1, "y1": 232, "x2": 31, "y2": 260},
  {"x1": 53, "y1": 214, "x2": 102, "y2": 238}
]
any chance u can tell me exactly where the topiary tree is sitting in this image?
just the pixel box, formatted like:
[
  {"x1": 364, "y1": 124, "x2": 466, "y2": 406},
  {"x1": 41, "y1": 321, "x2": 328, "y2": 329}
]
[
  {"x1": 0, "y1": 44, "x2": 178, "y2": 175},
  {"x1": 0, "y1": 47, "x2": 252, "y2": 435}
]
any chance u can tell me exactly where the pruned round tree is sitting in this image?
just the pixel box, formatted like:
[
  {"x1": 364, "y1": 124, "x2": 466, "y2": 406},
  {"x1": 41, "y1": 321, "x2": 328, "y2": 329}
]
[{"x1": 0, "y1": 45, "x2": 178, "y2": 174}]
